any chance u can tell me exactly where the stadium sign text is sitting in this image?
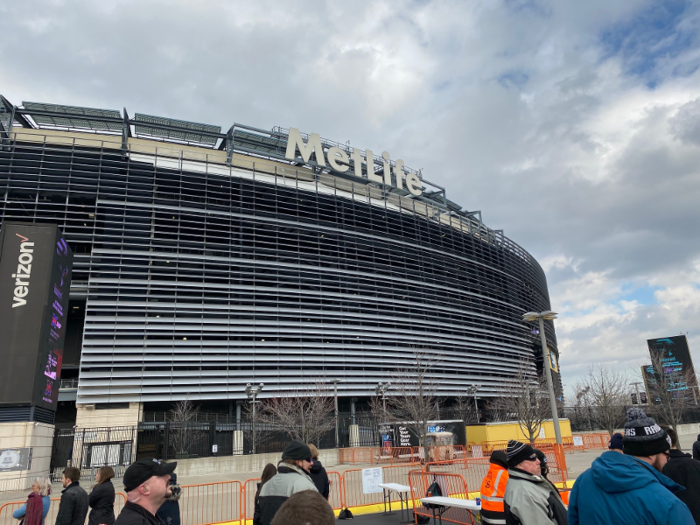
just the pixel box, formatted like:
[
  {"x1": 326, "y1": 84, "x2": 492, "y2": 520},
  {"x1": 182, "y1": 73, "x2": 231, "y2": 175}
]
[
  {"x1": 11, "y1": 233, "x2": 34, "y2": 308},
  {"x1": 285, "y1": 128, "x2": 423, "y2": 197}
]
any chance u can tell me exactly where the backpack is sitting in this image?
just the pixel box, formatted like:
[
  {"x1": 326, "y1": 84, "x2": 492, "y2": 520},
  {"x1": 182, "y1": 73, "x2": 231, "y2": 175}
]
[
  {"x1": 423, "y1": 480, "x2": 444, "y2": 510},
  {"x1": 338, "y1": 508, "x2": 354, "y2": 520}
]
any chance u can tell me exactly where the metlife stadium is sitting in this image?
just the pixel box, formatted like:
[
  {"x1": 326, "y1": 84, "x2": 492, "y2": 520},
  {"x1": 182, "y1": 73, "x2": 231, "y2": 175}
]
[{"x1": 0, "y1": 95, "x2": 559, "y2": 421}]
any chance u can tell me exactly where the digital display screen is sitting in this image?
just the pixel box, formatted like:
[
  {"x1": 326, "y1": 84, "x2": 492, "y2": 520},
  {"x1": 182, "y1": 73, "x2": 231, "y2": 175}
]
[
  {"x1": 0, "y1": 222, "x2": 72, "y2": 411},
  {"x1": 644, "y1": 335, "x2": 698, "y2": 401}
]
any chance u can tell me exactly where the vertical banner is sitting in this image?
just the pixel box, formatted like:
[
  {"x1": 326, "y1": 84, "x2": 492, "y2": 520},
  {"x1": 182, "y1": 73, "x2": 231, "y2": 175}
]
[{"x1": 0, "y1": 222, "x2": 73, "y2": 411}]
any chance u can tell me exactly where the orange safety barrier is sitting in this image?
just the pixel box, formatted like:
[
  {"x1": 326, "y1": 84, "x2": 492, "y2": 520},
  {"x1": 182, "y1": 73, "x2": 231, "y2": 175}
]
[
  {"x1": 0, "y1": 493, "x2": 126, "y2": 525},
  {"x1": 180, "y1": 480, "x2": 243, "y2": 525},
  {"x1": 342, "y1": 463, "x2": 421, "y2": 508},
  {"x1": 423, "y1": 457, "x2": 490, "y2": 493},
  {"x1": 339, "y1": 446, "x2": 422, "y2": 465},
  {"x1": 327, "y1": 471, "x2": 344, "y2": 510},
  {"x1": 408, "y1": 470, "x2": 475, "y2": 525}
]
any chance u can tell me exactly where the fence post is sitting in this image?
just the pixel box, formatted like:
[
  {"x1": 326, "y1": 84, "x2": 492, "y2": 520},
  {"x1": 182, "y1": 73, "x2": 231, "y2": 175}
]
[{"x1": 163, "y1": 422, "x2": 170, "y2": 461}]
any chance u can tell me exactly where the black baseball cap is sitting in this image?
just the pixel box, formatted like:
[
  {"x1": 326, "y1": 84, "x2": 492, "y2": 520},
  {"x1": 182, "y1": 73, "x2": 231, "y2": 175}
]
[{"x1": 123, "y1": 458, "x2": 177, "y2": 492}]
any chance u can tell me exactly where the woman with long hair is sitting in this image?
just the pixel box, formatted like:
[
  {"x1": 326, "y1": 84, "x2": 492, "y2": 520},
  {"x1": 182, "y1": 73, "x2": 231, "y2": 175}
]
[
  {"x1": 307, "y1": 444, "x2": 330, "y2": 500},
  {"x1": 13, "y1": 477, "x2": 51, "y2": 525},
  {"x1": 253, "y1": 463, "x2": 277, "y2": 525},
  {"x1": 87, "y1": 466, "x2": 115, "y2": 525}
]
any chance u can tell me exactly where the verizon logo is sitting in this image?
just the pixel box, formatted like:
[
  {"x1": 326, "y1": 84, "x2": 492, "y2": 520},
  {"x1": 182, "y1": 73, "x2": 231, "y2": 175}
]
[{"x1": 11, "y1": 233, "x2": 34, "y2": 308}]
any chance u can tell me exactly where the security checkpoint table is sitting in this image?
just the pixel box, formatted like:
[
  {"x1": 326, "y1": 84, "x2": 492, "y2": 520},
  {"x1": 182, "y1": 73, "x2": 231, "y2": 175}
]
[
  {"x1": 378, "y1": 483, "x2": 411, "y2": 522},
  {"x1": 419, "y1": 497, "x2": 481, "y2": 524}
]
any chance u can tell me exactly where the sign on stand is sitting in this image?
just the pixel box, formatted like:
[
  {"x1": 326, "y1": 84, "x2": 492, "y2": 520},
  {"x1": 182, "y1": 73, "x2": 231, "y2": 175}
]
[
  {"x1": 573, "y1": 436, "x2": 584, "y2": 447},
  {"x1": 362, "y1": 467, "x2": 383, "y2": 494}
]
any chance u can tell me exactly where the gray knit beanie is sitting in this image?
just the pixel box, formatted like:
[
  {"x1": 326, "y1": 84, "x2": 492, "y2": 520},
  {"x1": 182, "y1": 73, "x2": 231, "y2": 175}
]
[{"x1": 622, "y1": 407, "x2": 671, "y2": 456}]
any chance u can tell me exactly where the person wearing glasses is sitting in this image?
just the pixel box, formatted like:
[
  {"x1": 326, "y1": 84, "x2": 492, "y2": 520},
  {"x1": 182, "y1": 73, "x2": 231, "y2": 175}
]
[
  {"x1": 258, "y1": 440, "x2": 319, "y2": 525},
  {"x1": 568, "y1": 408, "x2": 693, "y2": 525},
  {"x1": 503, "y1": 440, "x2": 567, "y2": 525}
]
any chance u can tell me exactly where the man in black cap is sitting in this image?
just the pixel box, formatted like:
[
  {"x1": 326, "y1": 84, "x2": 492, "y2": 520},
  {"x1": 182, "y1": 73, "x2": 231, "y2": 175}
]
[
  {"x1": 114, "y1": 458, "x2": 178, "y2": 525},
  {"x1": 258, "y1": 440, "x2": 318, "y2": 525},
  {"x1": 503, "y1": 440, "x2": 567, "y2": 525},
  {"x1": 568, "y1": 408, "x2": 693, "y2": 524}
]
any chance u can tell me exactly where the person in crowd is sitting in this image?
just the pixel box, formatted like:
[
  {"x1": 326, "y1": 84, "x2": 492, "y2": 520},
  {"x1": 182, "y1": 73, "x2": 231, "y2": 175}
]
[
  {"x1": 114, "y1": 458, "x2": 178, "y2": 525},
  {"x1": 661, "y1": 426, "x2": 700, "y2": 524},
  {"x1": 55, "y1": 467, "x2": 89, "y2": 525},
  {"x1": 693, "y1": 433, "x2": 700, "y2": 460},
  {"x1": 503, "y1": 440, "x2": 567, "y2": 525},
  {"x1": 568, "y1": 408, "x2": 694, "y2": 525},
  {"x1": 88, "y1": 466, "x2": 116, "y2": 525},
  {"x1": 307, "y1": 444, "x2": 330, "y2": 500},
  {"x1": 608, "y1": 432, "x2": 624, "y2": 453},
  {"x1": 13, "y1": 477, "x2": 52, "y2": 525},
  {"x1": 253, "y1": 464, "x2": 277, "y2": 525},
  {"x1": 534, "y1": 449, "x2": 550, "y2": 479},
  {"x1": 258, "y1": 440, "x2": 318, "y2": 525},
  {"x1": 479, "y1": 450, "x2": 509, "y2": 525},
  {"x1": 156, "y1": 473, "x2": 182, "y2": 525},
  {"x1": 269, "y1": 490, "x2": 335, "y2": 525}
]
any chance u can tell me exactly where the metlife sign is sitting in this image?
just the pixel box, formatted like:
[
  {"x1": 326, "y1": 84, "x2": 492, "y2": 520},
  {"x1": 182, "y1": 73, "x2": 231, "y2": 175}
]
[
  {"x1": 0, "y1": 222, "x2": 73, "y2": 411},
  {"x1": 285, "y1": 128, "x2": 424, "y2": 197}
]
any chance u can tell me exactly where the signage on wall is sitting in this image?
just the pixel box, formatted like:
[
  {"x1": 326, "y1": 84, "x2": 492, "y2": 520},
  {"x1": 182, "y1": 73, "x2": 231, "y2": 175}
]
[
  {"x1": 0, "y1": 222, "x2": 73, "y2": 411},
  {"x1": 0, "y1": 448, "x2": 32, "y2": 472},
  {"x1": 285, "y1": 128, "x2": 423, "y2": 197}
]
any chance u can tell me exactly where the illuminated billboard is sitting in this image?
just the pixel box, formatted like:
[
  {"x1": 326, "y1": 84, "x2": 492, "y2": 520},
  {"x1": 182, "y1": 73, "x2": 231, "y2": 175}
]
[
  {"x1": 0, "y1": 222, "x2": 73, "y2": 411},
  {"x1": 644, "y1": 335, "x2": 698, "y2": 401}
]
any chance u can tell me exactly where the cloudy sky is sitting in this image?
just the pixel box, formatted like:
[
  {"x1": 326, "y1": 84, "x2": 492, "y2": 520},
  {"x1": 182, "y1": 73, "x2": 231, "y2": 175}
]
[{"x1": 2, "y1": 0, "x2": 699, "y2": 396}]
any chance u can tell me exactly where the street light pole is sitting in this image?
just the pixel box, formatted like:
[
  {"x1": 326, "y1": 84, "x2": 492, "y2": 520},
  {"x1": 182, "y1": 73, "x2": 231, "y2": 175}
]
[
  {"x1": 245, "y1": 382, "x2": 264, "y2": 454},
  {"x1": 376, "y1": 381, "x2": 392, "y2": 416},
  {"x1": 523, "y1": 311, "x2": 562, "y2": 445},
  {"x1": 630, "y1": 381, "x2": 643, "y2": 405}
]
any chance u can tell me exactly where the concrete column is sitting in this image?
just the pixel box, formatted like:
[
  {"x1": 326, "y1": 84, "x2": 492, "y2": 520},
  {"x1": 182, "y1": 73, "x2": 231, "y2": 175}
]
[
  {"x1": 0, "y1": 422, "x2": 54, "y2": 490},
  {"x1": 349, "y1": 425, "x2": 360, "y2": 447},
  {"x1": 233, "y1": 430, "x2": 244, "y2": 455}
]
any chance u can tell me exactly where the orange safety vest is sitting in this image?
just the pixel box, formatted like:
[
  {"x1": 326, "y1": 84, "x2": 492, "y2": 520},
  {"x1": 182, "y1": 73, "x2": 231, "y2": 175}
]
[{"x1": 480, "y1": 462, "x2": 509, "y2": 525}]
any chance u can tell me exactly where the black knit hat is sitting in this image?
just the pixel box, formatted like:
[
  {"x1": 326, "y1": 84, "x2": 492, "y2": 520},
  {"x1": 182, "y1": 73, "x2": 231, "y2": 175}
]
[
  {"x1": 490, "y1": 450, "x2": 508, "y2": 469},
  {"x1": 281, "y1": 440, "x2": 312, "y2": 461},
  {"x1": 608, "y1": 432, "x2": 623, "y2": 451},
  {"x1": 507, "y1": 440, "x2": 537, "y2": 468},
  {"x1": 622, "y1": 408, "x2": 672, "y2": 457}
]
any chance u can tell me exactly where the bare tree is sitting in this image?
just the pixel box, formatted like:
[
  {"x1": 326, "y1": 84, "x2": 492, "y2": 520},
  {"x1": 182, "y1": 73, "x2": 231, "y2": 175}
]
[
  {"x1": 386, "y1": 351, "x2": 439, "y2": 460},
  {"x1": 489, "y1": 362, "x2": 550, "y2": 444},
  {"x1": 168, "y1": 399, "x2": 206, "y2": 457},
  {"x1": 576, "y1": 365, "x2": 629, "y2": 436},
  {"x1": 259, "y1": 382, "x2": 336, "y2": 446},
  {"x1": 452, "y1": 395, "x2": 479, "y2": 425},
  {"x1": 644, "y1": 352, "x2": 699, "y2": 441}
]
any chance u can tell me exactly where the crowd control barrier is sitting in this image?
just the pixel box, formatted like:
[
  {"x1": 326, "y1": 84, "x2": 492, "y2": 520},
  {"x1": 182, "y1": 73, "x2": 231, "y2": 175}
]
[
  {"x1": 408, "y1": 470, "x2": 475, "y2": 525},
  {"x1": 339, "y1": 446, "x2": 421, "y2": 465},
  {"x1": 342, "y1": 463, "x2": 421, "y2": 509},
  {"x1": 180, "y1": 480, "x2": 243, "y2": 525},
  {"x1": 0, "y1": 493, "x2": 126, "y2": 525}
]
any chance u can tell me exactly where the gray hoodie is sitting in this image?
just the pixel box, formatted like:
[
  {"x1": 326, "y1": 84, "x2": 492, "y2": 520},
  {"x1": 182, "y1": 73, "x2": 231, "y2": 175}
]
[{"x1": 504, "y1": 468, "x2": 567, "y2": 525}]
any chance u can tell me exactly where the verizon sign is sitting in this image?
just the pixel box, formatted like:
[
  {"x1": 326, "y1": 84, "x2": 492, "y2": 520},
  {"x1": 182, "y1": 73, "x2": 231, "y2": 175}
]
[{"x1": 0, "y1": 222, "x2": 73, "y2": 411}]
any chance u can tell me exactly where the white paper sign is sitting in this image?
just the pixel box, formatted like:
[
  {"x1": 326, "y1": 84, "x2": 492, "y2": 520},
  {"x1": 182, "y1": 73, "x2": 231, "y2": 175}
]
[
  {"x1": 362, "y1": 467, "x2": 383, "y2": 494},
  {"x1": 573, "y1": 436, "x2": 584, "y2": 447},
  {"x1": 471, "y1": 445, "x2": 483, "y2": 458},
  {"x1": 212, "y1": 444, "x2": 218, "y2": 453},
  {"x1": 539, "y1": 427, "x2": 546, "y2": 439}
]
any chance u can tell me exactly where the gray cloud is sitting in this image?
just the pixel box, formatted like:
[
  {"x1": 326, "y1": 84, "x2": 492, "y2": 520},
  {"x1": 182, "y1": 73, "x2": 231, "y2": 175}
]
[{"x1": 2, "y1": 0, "x2": 700, "y2": 388}]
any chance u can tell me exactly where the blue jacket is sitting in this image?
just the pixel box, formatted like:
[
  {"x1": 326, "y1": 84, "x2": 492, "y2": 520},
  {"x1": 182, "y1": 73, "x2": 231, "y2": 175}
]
[
  {"x1": 13, "y1": 495, "x2": 51, "y2": 525},
  {"x1": 568, "y1": 451, "x2": 694, "y2": 525}
]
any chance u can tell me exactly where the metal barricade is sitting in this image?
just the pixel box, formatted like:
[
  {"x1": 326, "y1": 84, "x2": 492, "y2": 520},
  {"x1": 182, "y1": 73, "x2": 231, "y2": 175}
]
[
  {"x1": 327, "y1": 471, "x2": 344, "y2": 510},
  {"x1": 0, "y1": 493, "x2": 126, "y2": 525},
  {"x1": 341, "y1": 463, "x2": 420, "y2": 509},
  {"x1": 408, "y1": 470, "x2": 475, "y2": 525},
  {"x1": 242, "y1": 478, "x2": 259, "y2": 523},
  {"x1": 424, "y1": 457, "x2": 489, "y2": 494},
  {"x1": 180, "y1": 480, "x2": 243, "y2": 525}
]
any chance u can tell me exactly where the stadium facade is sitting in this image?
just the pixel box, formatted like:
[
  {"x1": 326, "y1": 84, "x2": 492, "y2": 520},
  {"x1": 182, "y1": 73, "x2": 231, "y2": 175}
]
[{"x1": 0, "y1": 95, "x2": 559, "y2": 424}]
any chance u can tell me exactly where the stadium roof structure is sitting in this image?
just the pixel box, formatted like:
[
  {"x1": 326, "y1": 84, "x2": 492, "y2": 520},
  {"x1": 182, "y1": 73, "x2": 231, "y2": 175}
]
[{"x1": 0, "y1": 95, "x2": 488, "y2": 228}]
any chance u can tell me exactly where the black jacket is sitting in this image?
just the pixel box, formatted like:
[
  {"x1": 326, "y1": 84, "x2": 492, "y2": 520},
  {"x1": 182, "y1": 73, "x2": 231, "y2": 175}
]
[
  {"x1": 156, "y1": 475, "x2": 180, "y2": 525},
  {"x1": 662, "y1": 449, "x2": 700, "y2": 523},
  {"x1": 56, "y1": 482, "x2": 89, "y2": 525},
  {"x1": 114, "y1": 502, "x2": 164, "y2": 525},
  {"x1": 693, "y1": 436, "x2": 700, "y2": 460},
  {"x1": 309, "y1": 460, "x2": 330, "y2": 500},
  {"x1": 88, "y1": 480, "x2": 115, "y2": 525}
]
